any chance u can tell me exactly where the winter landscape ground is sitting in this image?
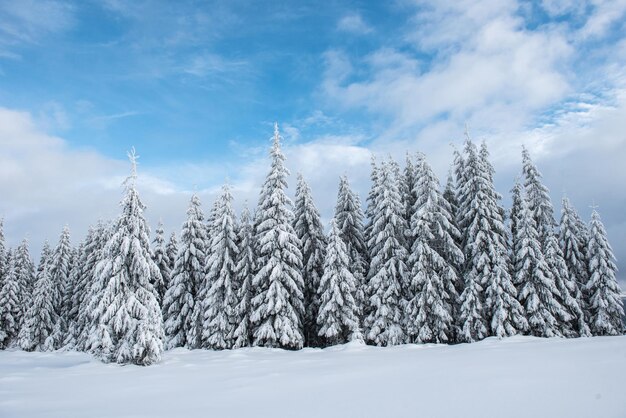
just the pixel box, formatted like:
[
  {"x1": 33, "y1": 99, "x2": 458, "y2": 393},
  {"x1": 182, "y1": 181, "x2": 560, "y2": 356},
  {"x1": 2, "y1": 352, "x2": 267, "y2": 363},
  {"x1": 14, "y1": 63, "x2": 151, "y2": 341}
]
[{"x1": 1, "y1": 336, "x2": 625, "y2": 418}]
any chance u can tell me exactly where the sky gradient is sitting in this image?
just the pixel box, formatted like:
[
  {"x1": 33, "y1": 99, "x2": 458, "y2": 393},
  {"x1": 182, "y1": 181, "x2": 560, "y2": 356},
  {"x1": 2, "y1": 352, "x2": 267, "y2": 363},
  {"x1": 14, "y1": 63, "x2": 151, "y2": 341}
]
[{"x1": 0, "y1": 0, "x2": 625, "y2": 285}]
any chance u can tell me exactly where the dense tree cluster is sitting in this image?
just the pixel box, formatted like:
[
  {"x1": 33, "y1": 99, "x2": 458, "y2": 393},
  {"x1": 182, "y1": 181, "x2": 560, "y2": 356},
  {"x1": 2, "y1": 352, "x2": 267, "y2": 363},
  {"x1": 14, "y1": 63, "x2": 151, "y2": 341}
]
[{"x1": 0, "y1": 126, "x2": 622, "y2": 365}]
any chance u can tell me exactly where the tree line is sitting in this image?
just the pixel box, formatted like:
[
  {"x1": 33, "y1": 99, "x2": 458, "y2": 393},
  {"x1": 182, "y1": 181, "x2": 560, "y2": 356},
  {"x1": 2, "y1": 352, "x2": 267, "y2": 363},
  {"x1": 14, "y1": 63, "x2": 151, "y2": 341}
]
[{"x1": 0, "y1": 124, "x2": 622, "y2": 365}]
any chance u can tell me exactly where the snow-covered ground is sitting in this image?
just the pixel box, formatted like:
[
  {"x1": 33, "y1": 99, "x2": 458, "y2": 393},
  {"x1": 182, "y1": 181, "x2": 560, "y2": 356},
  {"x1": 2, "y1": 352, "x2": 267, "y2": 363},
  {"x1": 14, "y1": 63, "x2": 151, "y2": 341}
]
[{"x1": 1, "y1": 336, "x2": 625, "y2": 418}]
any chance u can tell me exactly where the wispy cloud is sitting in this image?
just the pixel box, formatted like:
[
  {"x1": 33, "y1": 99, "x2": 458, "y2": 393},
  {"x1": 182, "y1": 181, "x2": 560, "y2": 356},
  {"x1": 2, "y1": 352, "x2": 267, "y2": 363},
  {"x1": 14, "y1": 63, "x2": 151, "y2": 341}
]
[{"x1": 337, "y1": 13, "x2": 373, "y2": 34}]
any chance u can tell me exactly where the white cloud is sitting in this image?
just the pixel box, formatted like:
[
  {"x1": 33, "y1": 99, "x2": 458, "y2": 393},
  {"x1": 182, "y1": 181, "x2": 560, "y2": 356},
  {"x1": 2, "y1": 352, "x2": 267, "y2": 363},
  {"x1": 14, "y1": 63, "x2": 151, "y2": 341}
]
[{"x1": 337, "y1": 13, "x2": 373, "y2": 34}]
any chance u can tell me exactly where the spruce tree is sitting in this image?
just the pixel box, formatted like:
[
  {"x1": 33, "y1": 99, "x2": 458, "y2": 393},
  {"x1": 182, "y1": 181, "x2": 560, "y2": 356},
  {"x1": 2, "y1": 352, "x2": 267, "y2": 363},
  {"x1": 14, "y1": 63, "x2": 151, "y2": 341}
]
[
  {"x1": 76, "y1": 221, "x2": 111, "y2": 351},
  {"x1": 585, "y1": 209, "x2": 623, "y2": 336},
  {"x1": 250, "y1": 124, "x2": 305, "y2": 349},
  {"x1": 65, "y1": 242, "x2": 84, "y2": 349},
  {"x1": 0, "y1": 252, "x2": 20, "y2": 348},
  {"x1": 14, "y1": 239, "x2": 35, "y2": 322},
  {"x1": 166, "y1": 232, "x2": 178, "y2": 273},
  {"x1": 19, "y1": 248, "x2": 57, "y2": 352},
  {"x1": 91, "y1": 149, "x2": 164, "y2": 365},
  {"x1": 457, "y1": 139, "x2": 510, "y2": 341},
  {"x1": 317, "y1": 219, "x2": 362, "y2": 346},
  {"x1": 293, "y1": 173, "x2": 327, "y2": 347},
  {"x1": 162, "y1": 194, "x2": 207, "y2": 349},
  {"x1": 513, "y1": 197, "x2": 560, "y2": 337},
  {"x1": 233, "y1": 204, "x2": 255, "y2": 348},
  {"x1": 334, "y1": 176, "x2": 368, "y2": 321},
  {"x1": 198, "y1": 184, "x2": 239, "y2": 350},
  {"x1": 401, "y1": 153, "x2": 417, "y2": 232},
  {"x1": 151, "y1": 220, "x2": 170, "y2": 303},
  {"x1": 560, "y1": 197, "x2": 591, "y2": 325},
  {"x1": 49, "y1": 226, "x2": 72, "y2": 348},
  {"x1": 406, "y1": 157, "x2": 463, "y2": 343},
  {"x1": 364, "y1": 159, "x2": 407, "y2": 346}
]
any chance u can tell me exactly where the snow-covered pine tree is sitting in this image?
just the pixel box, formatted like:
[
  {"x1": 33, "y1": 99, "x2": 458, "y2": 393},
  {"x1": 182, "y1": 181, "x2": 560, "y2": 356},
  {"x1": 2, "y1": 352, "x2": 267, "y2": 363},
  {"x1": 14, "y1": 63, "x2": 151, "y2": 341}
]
[
  {"x1": 406, "y1": 157, "x2": 459, "y2": 343},
  {"x1": 14, "y1": 239, "x2": 35, "y2": 322},
  {"x1": 166, "y1": 232, "x2": 178, "y2": 273},
  {"x1": 334, "y1": 176, "x2": 368, "y2": 321},
  {"x1": 513, "y1": 195, "x2": 560, "y2": 337},
  {"x1": 317, "y1": 219, "x2": 362, "y2": 346},
  {"x1": 544, "y1": 234, "x2": 590, "y2": 337},
  {"x1": 198, "y1": 183, "x2": 239, "y2": 350},
  {"x1": 509, "y1": 179, "x2": 524, "y2": 244},
  {"x1": 585, "y1": 209, "x2": 623, "y2": 336},
  {"x1": 76, "y1": 221, "x2": 111, "y2": 351},
  {"x1": 233, "y1": 204, "x2": 255, "y2": 348},
  {"x1": 364, "y1": 156, "x2": 379, "y2": 254},
  {"x1": 293, "y1": 173, "x2": 327, "y2": 347},
  {"x1": 48, "y1": 226, "x2": 72, "y2": 348},
  {"x1": 401, "y1": 152, "x2": 417, "y2": 229},
  {"x1": 90, "y1": 149, "x2": 164, "y2": 365},
  {"x1": 18, "y1": 247, "x2": 58, "y2": 352},
  {"x1": 457, "y1": 139, "x2": 513, "y2": 341},
  {"x1": 64, "y1": 242, "x2": 84, "y2": 349},
  {"x1": 364, "y1": 159, "x2": 407, "y2": 346},
  {"x1": 0, "y1": 252, "x2": 20, "y2": 348},
  {"x1": 560, "y1": 198, "x2": 591, "y2": 321},
  {"x1": 250, "y1": 123, "x2": 304, "y2": 349},
  {"x1": 151, "y1": 220, "x2": 170, "y2": 303},
  {"x1": 162, "y1": 194, "x2": 208, "y2": 349},
  {"x1": 522, "y1": 148, "x2": 570, "y2": 331}
]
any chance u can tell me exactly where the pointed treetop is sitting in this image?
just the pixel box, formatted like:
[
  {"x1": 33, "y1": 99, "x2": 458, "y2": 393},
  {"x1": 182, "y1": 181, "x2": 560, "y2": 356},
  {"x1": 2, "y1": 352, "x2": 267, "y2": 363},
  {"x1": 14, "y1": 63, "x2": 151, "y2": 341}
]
[{"x1": 125, "y1": 147, "x2": 139, "y2": 186}]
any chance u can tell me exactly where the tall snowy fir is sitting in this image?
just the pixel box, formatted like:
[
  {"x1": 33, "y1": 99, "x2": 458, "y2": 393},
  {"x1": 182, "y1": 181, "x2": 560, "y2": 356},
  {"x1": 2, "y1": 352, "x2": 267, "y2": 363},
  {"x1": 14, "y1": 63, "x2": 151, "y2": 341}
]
[
  {"x1": 166, "y1": 232, "x2": 178, "y2": 273},
  {"x1": 405, "y1": 157, "x2": 463, "y2": 343},
  {"x1": 317, "y1": 219, "x2": 362, "y2": 346},
  {"x1": 198, "y1": 184, "x2": 239, "y2": 350},
  {"x1": 14, "y1": 239, "x2": 35, "y2": 321},
  {"x1": 0, "y1": 253, "x2": 20, "y2": 348},
  {"x1": 48, "y1": 226, "x2": 73, "y2": 347},
  {"x1": 513, "y1": 196, "x2": 561, "y2": 337},
  {"x1": 560, "y1": 198, "x2": 591, "y2": 320},
  {"x1": 90, "y1": 149, "x2": 164, "y2": 365},
  {"x1": 162, "y1": 195, "x2": 207, "y2": 349},
  {"x1": 0, "y1": 220, "x2": 6, "y2": 292},
  {"x1": 585, "y1": 209, "x2": 623, "y2": 336},
  {"x1": 77, "y1": 221, "x2": 111, "y2": 351},
  {"x1": 334, "y1": 176, "x2": 368, "y2": 320},
  {"x1": 521, "y1": 149, "x2": 570, "y2": 330},
  {"x1": 293, "y1": 173, "x2": 327, "y2": 347},
  {"x1": 151, "y1": 221, "x2": 170, "y2": 303},
  {"x1": 364, "y1": 159, "x2": 407, "y2": 346},
  {"x1": 18, "y1": 249, "x2": 58, "y2": 352},
  {"x1": 250, "y1": 124, "x2": 305, "y2": 349},
  {"x1": 401, "y1": 153, "x2": 417, "y2": 231},
  {"x1": 233, "y1": 204, "x2": 255, "y2": 348}
]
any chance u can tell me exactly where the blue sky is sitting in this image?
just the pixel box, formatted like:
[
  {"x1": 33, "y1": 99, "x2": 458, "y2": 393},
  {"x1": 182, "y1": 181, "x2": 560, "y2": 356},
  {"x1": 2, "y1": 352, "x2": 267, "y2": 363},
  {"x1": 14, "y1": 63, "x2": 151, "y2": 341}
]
[{"x1": 0, "y1": 0, "x2": 625, "y2": 283}]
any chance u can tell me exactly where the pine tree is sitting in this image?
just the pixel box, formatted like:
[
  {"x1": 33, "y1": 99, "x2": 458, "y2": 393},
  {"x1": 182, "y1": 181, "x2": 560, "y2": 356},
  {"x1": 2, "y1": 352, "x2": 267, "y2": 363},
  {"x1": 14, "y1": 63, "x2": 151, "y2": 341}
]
[
  {"x1": 18, "y1": 248, "x2": 58, "y2": 351},
  {"x1": 48, "y1": 226, "x2": 72, "y2": 348},
  {"x1": 76, "y1": 221, "x2": 111, "y2": 351},
  {"x1": 162, "y1": 195, "x2": 207, "y2": 349},
  {"x1": 560, "y1": 197, "x2": 591, "y2": 325},
  {"x1": 586, "y1": 209, "x2": 623, "y2": 336},
  {"x1": 317, "y1": 219, "x2": 362, "y2": 346},
  {"x1": 364, "y1": 159, "x2": 407, "y2": 346},
  {"x1": 64, "y1": 243, "x2": 84, "y2": 349},
  {"x1": 151, "y1": 220, "x2": 170, "y2": 303},
  {"x1": 522, "y1": 148, "x2": 570, "y2": 331},
  {"x1": 233, "y1": 204, "x2": 255, "y2": 348},
  {"x1": 198, "y1": 184, "x2": 239, "y2": 350},
  {"x1": 406, "y1": 157, "x2": 463, "y2": 343},
  {"x1": 334, "y1": 176, "x2": 368, "y2": 321},
  {"x1": 91, "y1": 149, "x2": 164, "y2": 365},
  {"x1": 166, "y1": 232, "x2": 178, "y2": 273},
  {"x1": 513, "y1": 196, "x2": 561, "y2": 337},
  {"x1": 544, "y1": 234, "x2": 590, "y2": 337},
  {"x1": 293, "y1": 173, "x2": 327, "y2": 347},
  {"x1": 0, "y1": 252, "x2": 20, "y2": 348},
  {"x1": 401, "y1": 153, "x2": 417, "y2": 231},
  {"x1": 14, "y1": 239, "x2": 35, "y2": 323},
  {"x1": 250, "y1": 124, "x2": 305, "y2": 349}
]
